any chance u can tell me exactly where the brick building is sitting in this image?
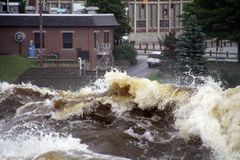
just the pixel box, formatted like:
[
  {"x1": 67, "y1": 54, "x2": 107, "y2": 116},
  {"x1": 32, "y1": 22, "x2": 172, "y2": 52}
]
[
  {"x1": 128, "y1": 0, "x2": 192, "y2": 43},
  {"x1": 0, "y1": 14, "x2": 118, "y2": 68}
]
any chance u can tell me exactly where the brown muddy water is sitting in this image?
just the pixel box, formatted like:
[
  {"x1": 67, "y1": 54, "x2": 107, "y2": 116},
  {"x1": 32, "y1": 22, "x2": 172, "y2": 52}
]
[{"x1": 0, "y1": 70, "x2": 240, "y2": 160}]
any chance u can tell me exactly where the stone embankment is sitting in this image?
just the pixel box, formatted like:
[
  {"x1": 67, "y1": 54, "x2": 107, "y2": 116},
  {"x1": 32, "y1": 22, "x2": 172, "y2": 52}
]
[{"x1": 16, "y1": 68, "x2": 106, "y2": 91}]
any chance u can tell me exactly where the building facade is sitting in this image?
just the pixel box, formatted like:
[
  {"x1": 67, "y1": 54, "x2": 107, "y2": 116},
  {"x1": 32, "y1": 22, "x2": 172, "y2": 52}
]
[
  {"x1": 128, "y1": 0, "x2": 192, "y2": 43},
  {"x1": 0, "y1": 14, "x2": 118, "y2": 68},
  {"x1": 25, "y1": 0, "x2": 86, "y2": 13}
]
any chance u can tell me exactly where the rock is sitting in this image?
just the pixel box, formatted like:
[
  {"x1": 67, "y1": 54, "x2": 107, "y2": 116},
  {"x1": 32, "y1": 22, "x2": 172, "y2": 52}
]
[{"x1": 34, "y1": 151, "x2": 65, "y2": 160}]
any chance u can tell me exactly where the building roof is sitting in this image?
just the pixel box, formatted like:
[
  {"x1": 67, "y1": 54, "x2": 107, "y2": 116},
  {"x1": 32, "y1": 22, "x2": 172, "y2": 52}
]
[{"x1": 0, "y1": 14, "x2": 119, "y2": 27}]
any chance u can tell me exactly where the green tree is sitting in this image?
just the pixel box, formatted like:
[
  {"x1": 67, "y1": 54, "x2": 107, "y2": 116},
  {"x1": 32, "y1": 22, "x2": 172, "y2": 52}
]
[
  {"x1": 176, "y1": 15, "x2": 207, "y2": 75},
  {"x1": 164, "y1": 29, "x2": 178, "y2": 59},
  {"x1": 182, "y1": 0, "x2": 240, "y2": 63},
  {"x1": 113, "y1": 43, "x2": 137, "y2": 64},
  {"x1": 86, "y1": 0, "x2": 131, "y2": 43}
]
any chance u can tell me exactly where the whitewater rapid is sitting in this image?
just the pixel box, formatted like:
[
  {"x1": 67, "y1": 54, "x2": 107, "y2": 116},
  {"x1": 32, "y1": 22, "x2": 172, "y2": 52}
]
[{"x1": 0, "y1": 69, "x2": 239, "y2": 159}]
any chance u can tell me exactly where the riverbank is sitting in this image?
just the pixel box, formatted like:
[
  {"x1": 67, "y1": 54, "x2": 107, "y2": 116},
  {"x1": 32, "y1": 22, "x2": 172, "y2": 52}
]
[
  {"x1": 154, "y1": 60, "x2": 240, "y2": 88},
  {"x1": 0, "y1": 55, "x2": 37, "y2": 83}
]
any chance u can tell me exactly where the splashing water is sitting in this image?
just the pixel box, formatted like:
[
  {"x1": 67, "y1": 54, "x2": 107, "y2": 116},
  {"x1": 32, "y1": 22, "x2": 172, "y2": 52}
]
[
  {"x1": 175, "y1": 79, "x2": 240, "y2": 160},
  {"x1": 0, "y1": 69, "x2": 240, "y2": 159},
  {"x1": 0, "y1": 123, "x2": 128, "y2": 160}
]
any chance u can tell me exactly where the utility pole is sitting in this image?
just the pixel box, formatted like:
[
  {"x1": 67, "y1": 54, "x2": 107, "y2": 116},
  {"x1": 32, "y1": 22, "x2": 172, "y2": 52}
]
[
  {"x1": 6, "y1": 0, "x2": 9, "y2": 13},
  {"x1": 39, "y1": 0, "x2": 43, "y2": 66}
]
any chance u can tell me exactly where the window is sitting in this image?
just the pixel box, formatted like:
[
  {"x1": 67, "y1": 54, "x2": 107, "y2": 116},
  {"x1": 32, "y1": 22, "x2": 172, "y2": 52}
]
[
  {"x1": 104, "y1": 31, "x2": 109, "y2": 44},
  {"x1": 136, "y1": 20, "x2": 146, "y2": 28},
  {"x1": 63, "y1": 32, "x2": 73, "y2": 49},
  {"x1": 93, "y1": 31, "x2": 99, "y2": 49},
  {"x1": 164, "y1": 9, "x2": 168, "y2": 15},
  {"x1": 160, "y1": 20, "x2": 169, "y2": 27},
  {"x1": 34, "y1": 32, "x2": 45, "y2": 49},
  {"x1": 148, "y1": 4, "x2": 157, "y2": 28}
]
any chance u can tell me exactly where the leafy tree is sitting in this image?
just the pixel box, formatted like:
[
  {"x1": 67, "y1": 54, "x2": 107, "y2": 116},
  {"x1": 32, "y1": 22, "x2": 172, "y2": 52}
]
[
  {"x1": 176, "y1": 15, "x2": 207, "y2": 75},
  {"x1": 182, "y1": 0, "x2": 240, "y2": 63},
  {"x1": 86, "y1": 0, "x2": 131, "y2": 43},
  {"x1": 164, "y1": 29, "x2": 178, "y2": 59},
  {"x1": 113, "y1": 43, "x2": 137, "y2": 64}
]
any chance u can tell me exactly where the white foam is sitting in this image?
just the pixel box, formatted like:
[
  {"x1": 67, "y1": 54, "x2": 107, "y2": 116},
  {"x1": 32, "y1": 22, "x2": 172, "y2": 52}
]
[
  {"x1": 175, "y1": 80, "x2": 240, "y2": 160},
  {"x1": 0, "y1": 129, "x2": 129, "y2": 160},
  {"x1": 124, "y1": 127, "x2": 154, "y2": 142},
  {"x1": 16, "y1": 82, "x2": 57, "y2": 96},
  {"x1": 0, "y1": 82, "x2": 15, "y2": 93},
  {"x1": 0, "y1": 82, "x2": 16, "y2": 103},
  {"x1": 104, "y1": 69, "x2": 190, "y2": 110},
  {"x1": 142, "y1": 131, "x2": 154, "y2": 142},
  {"x1": 0, "y1": 132, "x2": 87, "y2": 159},
  {"x1": 0, "y1": 82, "x2": 57, "y2": 99}
]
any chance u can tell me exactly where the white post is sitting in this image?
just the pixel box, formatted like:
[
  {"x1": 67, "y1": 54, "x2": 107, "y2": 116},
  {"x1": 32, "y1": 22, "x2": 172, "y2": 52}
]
[
  {"x1": 180, "y1": 0, "x2": 183, "y2": 33},
  {"x1": 58, "y1": 0, "x2": 61, "y2": 9},
  {"x1": 78, "y1": 57, "x2": 82, "y2": 76},
  {"x1": 72, "y1": 0, "x2": 74, "y2": 13},
  {"x1": 157, "y1": 0, "x2": 160, "y2": 33},
  {"x1": 134, "y1": 0, "x2": 136, "y2": 33},
  {"x1": 96, "y1": 65, "x2": 98, "y2": 77},
  {"x1": 145, "y1": 2, "x2": 148, "y2": 33}
]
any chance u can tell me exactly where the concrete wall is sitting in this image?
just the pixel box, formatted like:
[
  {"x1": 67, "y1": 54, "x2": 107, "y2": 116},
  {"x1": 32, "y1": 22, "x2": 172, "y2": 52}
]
[{"x1": 16, "y1": 67, "x2": 106, "y2": 90}]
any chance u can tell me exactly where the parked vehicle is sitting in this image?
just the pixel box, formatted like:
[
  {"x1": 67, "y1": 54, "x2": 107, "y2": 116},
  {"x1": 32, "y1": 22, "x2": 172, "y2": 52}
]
[{"x1": 147, "y1": 51, "x2": 165, "y2": 67}]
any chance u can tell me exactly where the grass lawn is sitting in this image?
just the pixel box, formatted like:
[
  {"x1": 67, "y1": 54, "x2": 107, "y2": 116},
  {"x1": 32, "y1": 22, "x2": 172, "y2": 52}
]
[
  {"x1": 148, "y1": 72, "x2": 161, "y2": 82},
  {"x1": 0, "y1": 55, "x2": 37, "y2": 83}
]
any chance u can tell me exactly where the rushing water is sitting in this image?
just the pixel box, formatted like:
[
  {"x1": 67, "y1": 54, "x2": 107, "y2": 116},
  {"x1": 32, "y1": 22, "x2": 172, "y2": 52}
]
[{"x1": 0, "y1": 69, "x2": 240, "y2": 160}]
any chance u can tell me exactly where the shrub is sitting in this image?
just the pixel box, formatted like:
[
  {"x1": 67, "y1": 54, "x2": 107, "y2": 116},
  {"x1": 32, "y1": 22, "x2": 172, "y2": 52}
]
[{"x1": 113, "y1": 43, "x2": 137, "y2": 64}]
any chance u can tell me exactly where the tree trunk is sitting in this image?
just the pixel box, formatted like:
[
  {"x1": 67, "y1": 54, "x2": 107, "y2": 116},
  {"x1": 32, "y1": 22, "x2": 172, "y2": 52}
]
[
  {"x1": 216, "y1": 38, "x2": 219, "y2": 53},
  {"x1": 238, "y1": 39, "x2": 240, "y2": 64}
]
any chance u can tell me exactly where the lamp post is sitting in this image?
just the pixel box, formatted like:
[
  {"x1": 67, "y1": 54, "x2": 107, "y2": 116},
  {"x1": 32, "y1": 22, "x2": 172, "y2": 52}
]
[{"x1": 39, "y1": 0, "x2": 43, "y2": 66}]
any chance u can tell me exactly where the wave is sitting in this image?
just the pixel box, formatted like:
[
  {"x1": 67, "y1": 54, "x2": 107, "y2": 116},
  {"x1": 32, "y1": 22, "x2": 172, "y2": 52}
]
[
  {"x1": 1, "y1": 69, "x2": 240, "y2": 159},
  {"x1": 175, "y1": 80, "x2": 240, "y2": 160},
  {"x1": 0, "y1": 123, "x2": 128, "y2": 160}
]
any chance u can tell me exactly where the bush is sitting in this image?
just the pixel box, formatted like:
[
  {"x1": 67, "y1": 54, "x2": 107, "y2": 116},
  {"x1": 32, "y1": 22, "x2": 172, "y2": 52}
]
[{"x1": 113, "y1": 43, "x2": 137, "y2": 64}]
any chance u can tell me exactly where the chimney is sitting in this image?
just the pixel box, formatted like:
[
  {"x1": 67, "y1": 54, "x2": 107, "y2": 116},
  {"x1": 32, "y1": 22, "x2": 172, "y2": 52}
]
[{"x1": 85, "y1": 6, "x2": 99, "y2": 14}]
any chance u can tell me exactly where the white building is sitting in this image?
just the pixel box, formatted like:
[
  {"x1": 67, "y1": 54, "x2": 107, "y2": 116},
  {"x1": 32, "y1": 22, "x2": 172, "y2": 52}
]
[
  {"x1": 128, "y1": 0, "x2": 192, "y2": 43},
  {"x1": 26, "y1": 0, "x2": 85, "y2": 14}
]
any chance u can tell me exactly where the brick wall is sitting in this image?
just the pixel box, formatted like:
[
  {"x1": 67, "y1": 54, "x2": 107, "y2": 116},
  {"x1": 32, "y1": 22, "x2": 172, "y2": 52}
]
[{"x1": 0, "y1": 26, "x2": 114, "y2": 68}]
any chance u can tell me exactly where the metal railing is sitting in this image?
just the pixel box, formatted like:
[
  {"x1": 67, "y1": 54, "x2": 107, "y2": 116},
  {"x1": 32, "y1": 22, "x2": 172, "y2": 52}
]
[
  {"x1": 96, "y1": 43, "x2": 111, "y2": 55},
  {"x1": 204, "y1": 51, "x2": 238, "y2": 62}
]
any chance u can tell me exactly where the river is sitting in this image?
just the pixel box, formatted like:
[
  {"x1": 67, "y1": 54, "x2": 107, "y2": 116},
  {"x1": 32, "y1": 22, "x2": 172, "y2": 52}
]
[{"x1": 0, "y1": 69, "x2": 240, "y2": 160}]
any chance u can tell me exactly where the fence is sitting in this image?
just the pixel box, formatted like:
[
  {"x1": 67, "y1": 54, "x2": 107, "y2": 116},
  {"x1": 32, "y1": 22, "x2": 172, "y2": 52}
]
[
  {"x1": 132, "y1": 42, "x2": 238, "y2": 62},
  {"x1": 132, "y1": 42, "x2": 162, "y2": 51},
  {"x1": 205, "y1": 40, "x2": 237, "y2": 48},
  {"x1": 204, "y1": 51, "x2": 238, "y2": 62}
]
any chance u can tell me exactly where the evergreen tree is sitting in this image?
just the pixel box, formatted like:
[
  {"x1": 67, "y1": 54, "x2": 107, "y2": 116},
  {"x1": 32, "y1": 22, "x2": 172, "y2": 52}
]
[
  {"x1": 86, "y1": 0, "x2": 131, "y2": 43},
  {"x1": 164, "y1": 29, "x2": 178, "y2": 59},
  {"x1": 176, "y1": 15, "x2": 207, "y2": 76},
  {"x1": 182, "y1": 0, "x2": 240, "y2": 63}
]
